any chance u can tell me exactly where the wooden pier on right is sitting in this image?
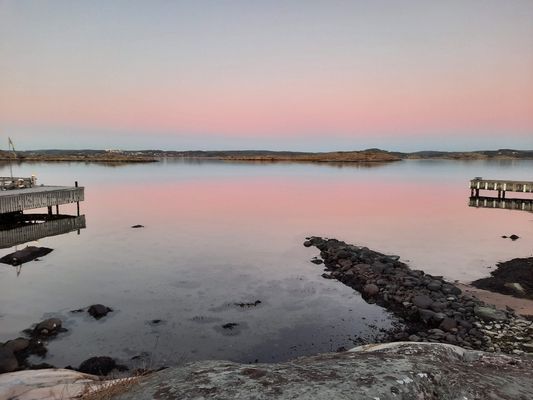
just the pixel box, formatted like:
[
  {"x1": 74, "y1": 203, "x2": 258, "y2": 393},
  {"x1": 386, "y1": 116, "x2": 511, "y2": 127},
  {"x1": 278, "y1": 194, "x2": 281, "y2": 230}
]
[{"x1": 469, "y1": 177, "x2": 533, "y2": 212}]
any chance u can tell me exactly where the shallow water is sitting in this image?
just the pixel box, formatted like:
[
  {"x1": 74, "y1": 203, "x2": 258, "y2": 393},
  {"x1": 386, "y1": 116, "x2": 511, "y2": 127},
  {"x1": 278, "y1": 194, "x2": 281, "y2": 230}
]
[{"x1": 0, "y1": 159, "x2": 531, "y2": 368}]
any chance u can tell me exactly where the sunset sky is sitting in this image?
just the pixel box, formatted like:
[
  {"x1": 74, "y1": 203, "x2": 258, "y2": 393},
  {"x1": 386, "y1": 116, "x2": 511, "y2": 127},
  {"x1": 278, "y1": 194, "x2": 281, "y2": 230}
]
[{"x1": 1, "y1": 0, "x2": 532, "y2": 151}]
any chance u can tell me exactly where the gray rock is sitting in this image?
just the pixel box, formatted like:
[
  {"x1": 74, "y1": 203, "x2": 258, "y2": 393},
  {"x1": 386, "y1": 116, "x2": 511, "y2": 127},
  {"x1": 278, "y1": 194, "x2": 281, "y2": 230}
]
[
  {"x1": 427, "y1": 280, "x2": 442, "y2": 291},
  {"x1": 114, "y1": 342, "x2": 533, "y2": 400},
  {"x1": 474, "y1": 306, "x2": 508, "y2": 322},
  {"x1": 440, "y1": 318, "x2": 458, "y2": 332},
  {"x1": 413, "y1": 295, "x2": 433, "y2": 309},
  {"x1": 362, "y1": 283, "x2": 379, "y2": 297}
]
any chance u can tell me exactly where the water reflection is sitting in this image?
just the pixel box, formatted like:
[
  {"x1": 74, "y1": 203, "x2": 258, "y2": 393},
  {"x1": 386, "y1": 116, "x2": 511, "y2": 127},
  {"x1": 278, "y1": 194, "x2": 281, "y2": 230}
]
[{"x1": 469, "y1": 196, "x2": 533, "y2": 213}]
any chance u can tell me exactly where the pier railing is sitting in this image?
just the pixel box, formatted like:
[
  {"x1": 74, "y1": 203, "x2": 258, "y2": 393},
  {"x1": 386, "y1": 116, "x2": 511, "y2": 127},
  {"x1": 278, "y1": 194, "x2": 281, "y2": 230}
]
[
  {"x1": 470, "y1": 178, "x2": 532, "y2": 199},
  {"x1": 0, "y1": 176, "x2": 35, "y2": 190}
]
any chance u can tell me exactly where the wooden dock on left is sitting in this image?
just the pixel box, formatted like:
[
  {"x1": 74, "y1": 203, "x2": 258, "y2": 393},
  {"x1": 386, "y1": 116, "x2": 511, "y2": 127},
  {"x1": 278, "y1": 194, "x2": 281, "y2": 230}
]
[{"x1": 0, "y1": 184, "x2": 84, "y2": 216}]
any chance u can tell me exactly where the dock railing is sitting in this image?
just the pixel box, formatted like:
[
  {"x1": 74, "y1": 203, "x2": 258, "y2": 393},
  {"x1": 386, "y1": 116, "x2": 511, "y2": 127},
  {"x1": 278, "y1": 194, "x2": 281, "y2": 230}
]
[{"x1": 0, "y1": 176, "x2": 36, "y2": 190}]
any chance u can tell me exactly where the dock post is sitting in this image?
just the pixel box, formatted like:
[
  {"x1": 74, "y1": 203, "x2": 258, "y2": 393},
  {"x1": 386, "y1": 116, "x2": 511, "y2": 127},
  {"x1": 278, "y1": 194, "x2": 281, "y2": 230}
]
[
  {"x1": 498, "y1": 190, "x2": 501, "y2": 199},
  {"x1": 56, "y1": 204, "x2": 59, "y2": 214},
  {"x1": 47, "y1": 206, "x2": 52, "y2": 216},
  {"x1": 475, "y1": 188, "x2": 479, "y2": 197},
  {"x1": 75, "y1": 181, "x2": 80, "y2": 216}
]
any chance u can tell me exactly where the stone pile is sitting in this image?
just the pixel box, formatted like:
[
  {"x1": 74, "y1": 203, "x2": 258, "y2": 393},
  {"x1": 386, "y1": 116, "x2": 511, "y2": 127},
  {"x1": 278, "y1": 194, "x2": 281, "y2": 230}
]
[{"x1": 304, "y1": 237, "x2": 533, "y2": 354}]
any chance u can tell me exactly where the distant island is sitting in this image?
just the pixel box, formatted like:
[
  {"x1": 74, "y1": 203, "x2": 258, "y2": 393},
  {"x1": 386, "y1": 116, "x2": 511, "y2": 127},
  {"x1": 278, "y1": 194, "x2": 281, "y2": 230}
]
[{"x1": 0, "y1": 148, "x2": 532, "y2": 164}]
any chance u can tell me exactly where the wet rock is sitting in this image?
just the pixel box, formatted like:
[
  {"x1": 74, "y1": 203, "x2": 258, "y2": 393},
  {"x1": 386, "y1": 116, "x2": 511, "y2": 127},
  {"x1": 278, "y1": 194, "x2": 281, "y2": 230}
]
[
  {"x1": 0, "y1": 246, "x2": 53, "y2": 266},
  {"x1": 310, "y1": 258, "x2": 323, "y2": 265},
  {"x1": 509, "y1": 234, "x2": 519, "y2": 241},
  {"x1": 3, "y1": 338, "x2": 30, "y2": 353},
  {"x1": 78, "y1": 356, "x2": 127, "y2": 376},
  {"x1": 427, "y1": 280, "x2": 442, "y2": 291},
  {"x1": 222, "y1": 323, "x2": 239, "y2": 330},
  {"x1": 131, "y1": 224, "x2": 144, "y2": 228},
  {"x1": 88, "y1": 304, "x2": 113, "y2": 319},
  {"x1": 0, "y1": 347, "x2": 18, "y2": 373},
  {"x1": 303, "y1": 240, "x2": 313, "y2": 247},
  {"x1": 472, "y1": 257, "x2": 533, "y2": 300},
  {"x1": 33, "y1": 318, "x2": 64, "y2": 337}
]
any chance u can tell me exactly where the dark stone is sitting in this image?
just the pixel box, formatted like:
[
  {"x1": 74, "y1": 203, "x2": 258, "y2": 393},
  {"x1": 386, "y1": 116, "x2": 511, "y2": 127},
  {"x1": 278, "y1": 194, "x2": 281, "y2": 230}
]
[
  {"x1": 0, "y1": 246, "x2": 53, "y2": 266},
  {"x1": 78, "y1": 356, "x2": 126, "y2": 376},
  {"x1": 34, "y1": 318, "x2": 63, "y2": 336},
  {"x1": 439, "y1": 318, "x2": 458, "y2": 332},
  {"x1": 3, "y1": 338, "x2": 30, "y2": 353},
  {"x1": 310, "y1": 258, "x2": 323, "y2": 265},
  {"x1": 430, "y1": 302, "x2": 446, "y2": 312},
  {"x1": 509, "y1": 234, "x2": 519, "y2": 241},
  {"x1": 413, "y1": 295, "x2": 433, "y2": 309},
  {"x1": 222, "y1": 323, "x2": 239, "y2": 330},
  {"x1": 303, "y1": 240, "x2": 313, "y2": 247},
  {"x1": 427, "y1": 280, "x2": 442, "y2": 291},
  {"x1": 88, "y1": 304, "x2": 113, "y2": 319},
  {"x1": 419, "y1": 309, "x2": 437, "y2": 323},
  {"x1": 131, "y1": 224, "x2": 145, "y2": 228},
  {"x1": 0, "y1": 347, "x2": 18, "y2": 373}
]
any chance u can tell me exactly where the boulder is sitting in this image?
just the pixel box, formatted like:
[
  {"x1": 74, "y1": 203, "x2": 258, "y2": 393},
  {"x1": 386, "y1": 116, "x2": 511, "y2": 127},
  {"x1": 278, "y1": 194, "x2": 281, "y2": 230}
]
[
  {"x1": 0, "y1": 348, "x2": 18, "y2": 373},
  {"x1": 474, "y1": 306, "x2": 507, "y2": 322},
  {"x1": 78, "y1": 356, "x2": 123, "y2": 376},
  {"x1": 362, "y1": 284, "x2": 379, "y2": 297},
  {"x1": 88, "y1": 304, "x2": 113, "y2": 319},
  {"x1": 34, "y1": 318, "x2": 63, "y2": 336},
  {"x1": 112, "y1": 342, "x2": 533, "y2": 400},
  {"x1": 413, "y1": 295, "x2": 433, "y2": 309}
]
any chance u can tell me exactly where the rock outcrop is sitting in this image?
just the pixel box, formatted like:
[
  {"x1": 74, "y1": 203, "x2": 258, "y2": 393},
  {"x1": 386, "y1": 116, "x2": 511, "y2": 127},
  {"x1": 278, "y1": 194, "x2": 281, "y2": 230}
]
[{"x1": 111, "y1": 342, "x2": 533, "y2": 400}]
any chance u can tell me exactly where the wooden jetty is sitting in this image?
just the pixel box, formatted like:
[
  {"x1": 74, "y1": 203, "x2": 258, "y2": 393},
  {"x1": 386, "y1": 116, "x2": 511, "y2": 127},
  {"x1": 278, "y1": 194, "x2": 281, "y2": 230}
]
[
  {"x1": 470, "y1": 178, "x2": 533, "y2": 199},
  {"x1": 0, "y1": 215, "x2": 86, "y2": 249},
  {"x1": 0, "y1": 180, "x2": 84, "y2": 216}
]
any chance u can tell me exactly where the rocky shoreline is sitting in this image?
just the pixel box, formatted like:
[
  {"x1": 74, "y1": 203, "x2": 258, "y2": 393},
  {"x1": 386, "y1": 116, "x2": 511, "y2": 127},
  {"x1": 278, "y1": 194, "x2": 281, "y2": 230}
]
[{"x1": 304, "y1": 237, "x2": 533, "y2": 354}]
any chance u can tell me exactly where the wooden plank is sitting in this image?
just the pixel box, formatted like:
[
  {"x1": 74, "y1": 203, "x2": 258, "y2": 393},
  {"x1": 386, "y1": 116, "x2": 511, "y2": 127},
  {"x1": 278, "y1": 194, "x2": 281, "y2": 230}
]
[{"x1": 0, "y1": 186, "x2": 84, "y2": 214}]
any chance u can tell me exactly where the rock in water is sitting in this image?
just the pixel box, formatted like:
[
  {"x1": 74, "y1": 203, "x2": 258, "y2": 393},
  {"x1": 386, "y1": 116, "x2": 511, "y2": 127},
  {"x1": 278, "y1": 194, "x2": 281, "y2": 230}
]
[
  {"x1": 78, "y1": 356, "x2": 124, "y2": 376},
  {"x1": 0, "y1": 246, "x2": 53, "y2": 266},
  {"x1": 88, "y1": 304, "x2": 113, "y2": 319},
  {"x1": 131, "y1": 224, "x2": 144, "y2": 228},
  {"x1": 0, "y1": 348, "x2": 18, "y2": 373},
  {"x1": 33, "y1": 318, "x2": 64, "y2": 337}
]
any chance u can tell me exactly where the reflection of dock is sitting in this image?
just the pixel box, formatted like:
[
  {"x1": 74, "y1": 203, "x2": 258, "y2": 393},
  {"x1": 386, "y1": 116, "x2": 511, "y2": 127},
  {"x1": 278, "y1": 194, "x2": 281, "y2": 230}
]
[
  {"x1": 0, "y1": 182, "x2": 84, "y2": 216},
  {"x1": 0, "y1": 215, "x2": 86, "y2": 249},
  {"x1": 469, "y1": 196, "x2": 533, "y2": 212},
  {"x1": 470, "y1": 178, "x2": 533, "y2": 199}
]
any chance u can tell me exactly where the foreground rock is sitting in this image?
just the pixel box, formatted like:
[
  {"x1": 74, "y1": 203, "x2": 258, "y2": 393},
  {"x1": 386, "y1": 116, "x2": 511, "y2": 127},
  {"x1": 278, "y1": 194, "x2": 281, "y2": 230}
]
[
  {"x1": 304, "y1": 237, "x2": 533, "y2": 354},
  {"x1": 112, "y1": 342, "x2": 533, "y2": 400},
  {"x1": 472, "y1": 257, "x2": 533, "y2": 300},
  {"x1": 88, "y1": 304, "x2": 113, "y2": 319},
  {"x1": 0, "y1": 368, "x2": 136, "y2": 400}
]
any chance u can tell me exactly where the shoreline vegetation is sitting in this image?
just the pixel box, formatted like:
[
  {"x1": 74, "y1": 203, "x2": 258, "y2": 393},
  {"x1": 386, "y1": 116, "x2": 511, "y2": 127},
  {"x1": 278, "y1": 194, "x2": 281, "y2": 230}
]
[{"x1": 0, "y1": 148, "x2": 532, "y2": 164}]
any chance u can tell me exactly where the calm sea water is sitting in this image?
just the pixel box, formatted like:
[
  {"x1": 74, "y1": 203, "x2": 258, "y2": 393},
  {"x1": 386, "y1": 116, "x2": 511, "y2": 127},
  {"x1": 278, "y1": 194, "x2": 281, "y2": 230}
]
[{"x1": 0, "y1": 159, "x2": 531, "y2": 368}]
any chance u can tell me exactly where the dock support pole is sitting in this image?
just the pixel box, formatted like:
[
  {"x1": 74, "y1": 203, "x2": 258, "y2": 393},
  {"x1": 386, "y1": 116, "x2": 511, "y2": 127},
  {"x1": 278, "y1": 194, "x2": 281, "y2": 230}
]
[
  {"x1": 475, "y1": 188, "x2": 479, "y2": 197},
  {"x1": 75, "y1": 181, "x2": 80, "y2": 216},
  {"x1": 498, "y1": 190, "x2": 501, "y2": 199},
  {"x1": 56, "y1": 204, "x2": 59, "y2": 214},
  {"x1": 47, "y1": 206, "x2": 52, "y2": 216}
]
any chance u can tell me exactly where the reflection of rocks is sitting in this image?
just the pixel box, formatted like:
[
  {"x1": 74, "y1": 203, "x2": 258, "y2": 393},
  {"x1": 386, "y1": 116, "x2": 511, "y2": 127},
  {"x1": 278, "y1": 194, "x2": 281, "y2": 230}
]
[
  {"x1": 88, "y1": 304, "x2": 113, "y2": 319},
  {"x1": 112, "y1": 342, "x2": 533, "y2": 400},
  {"x1": 305, "y1": 237, "x2": 533, "y2": 354},
  {"x1": 0, "y1": 246, "x2": 53, "y2": 266}
]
